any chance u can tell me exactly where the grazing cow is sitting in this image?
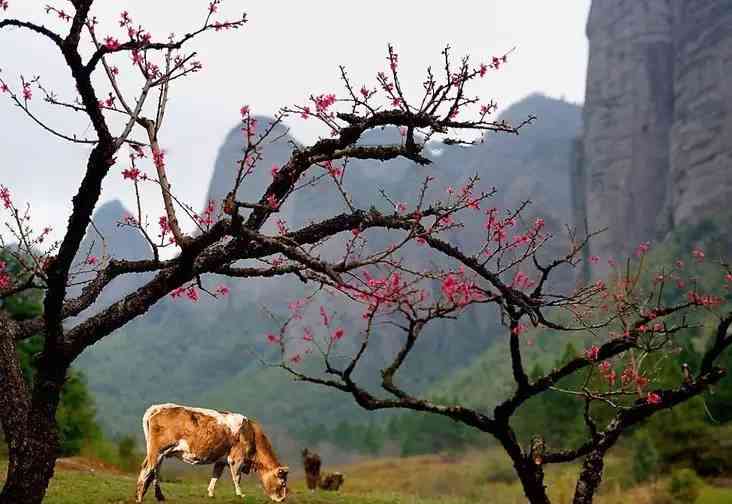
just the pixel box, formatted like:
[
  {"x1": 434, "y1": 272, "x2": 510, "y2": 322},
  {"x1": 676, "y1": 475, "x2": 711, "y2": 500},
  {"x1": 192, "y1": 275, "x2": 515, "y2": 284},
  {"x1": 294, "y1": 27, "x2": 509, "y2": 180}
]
[
  {"x1": 136, "y1": 403, "x2": 288, "y2": 502},
  {"x1": 301, "y1": 448, "x2": 321, "y2": 491},
  {"x1": 318, "y1": 472, "x2": 345, "y2": 491}
]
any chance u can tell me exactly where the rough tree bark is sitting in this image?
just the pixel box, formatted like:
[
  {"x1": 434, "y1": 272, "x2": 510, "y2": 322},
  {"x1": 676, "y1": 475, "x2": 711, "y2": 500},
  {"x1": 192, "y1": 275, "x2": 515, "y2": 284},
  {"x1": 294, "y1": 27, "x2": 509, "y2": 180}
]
[{"x1": 0, "y1": 312, "x2": 69, "y2": 504}]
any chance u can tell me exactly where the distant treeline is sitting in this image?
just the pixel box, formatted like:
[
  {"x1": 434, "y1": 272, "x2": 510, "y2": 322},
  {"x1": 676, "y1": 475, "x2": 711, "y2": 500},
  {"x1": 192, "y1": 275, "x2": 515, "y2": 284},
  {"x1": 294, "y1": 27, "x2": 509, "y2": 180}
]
[{"x1": 296, "y1": 402, "x2": 486, "y2": 457}]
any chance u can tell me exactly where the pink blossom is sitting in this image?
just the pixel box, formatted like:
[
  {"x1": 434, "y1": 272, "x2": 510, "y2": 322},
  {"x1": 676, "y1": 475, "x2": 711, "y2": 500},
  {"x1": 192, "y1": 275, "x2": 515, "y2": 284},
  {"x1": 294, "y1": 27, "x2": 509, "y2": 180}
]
[
  {"x1": 104, "y1": 36, "x2": 121, "y2": 50},
  {"x1": 266, "y1": 193, "x2": 279, "y2": 209},
  {"x1": 511, "y1": 271, "x2": 535, "y2": 290},
  {"x1": 158, "y1": 215, "x2": 171, "y2": 238},
  {"x1": 289, "y1": 354, "x2": 302, "y2": 364},
  {"x1": 215, "y1": 284, "x2": 230, "y2": 297},
  {"x1": 152, "y1": 148, "x2": 165, "y2": 169},
  {"x1": 276, "y1": 219, "x2": 288, "y2": 235},
  {"x1": 584, "y1": 345, "x2": 600, "y2": 361},
  {"x1": 395, "y1": 202, "x2": 407, "y2": 213},
  {"x1": 313, "y1": 93, "x2": 336, "y2": 114},
  {"x1": 331, "y1": 327, "x2": 345, "y2": 342},
  {"x1": 388, "y1": 52, "x2": 398, "y2": 72},
  {"x1": 122, "y1": 167, "x2": 141, "y2": 181},
  {"x1": 22, "y1": 82, "x2": 32, "y2": 101},
  {"x1": 646, "y1": 392, "x2": 662, "y2": 405},
  {"x1": 0, "y1": 272, "x2": 11, "y2": 290},
  {"x1": 300, "y1": 106, "x2": 311, "y2": 119},
  {"x1": 319, "y1": 306, "x2": 330, "y2": 327},
  {"x1": 271, "y1": 164, "x2": 280, "y2": 177},
  {"x1": 185, "y1": 286, "x2": 199, "y2": 302},
  {"x1": 692, "y1": 248, "x2": 705, "y2": 262},
  {"x1": 0, "y1": 185, "x2": 12, "y2": 209},
  {"x1": 0, "y1": 1, "x2": 8, "y2": 11},
  {"x1": 240, "y1": 105, "x2": 250, "y2": 117},
  {"x1": 119, "y1": 10, "x2": 131, "y2": 26},
  {"x1": 302, "y1": 327, "x2": 314, "y2": 342},
  {"x1": 589, "y1": 255, "x2": 600, "y2": 264},
  {"x1": 85, "y1": 256, "x2": 98, "y2": 266},
  {"x1": 266, "y1": 333, "x2": 281, "y2": 344},
  {"x1": 360, "y1": 86, "x2": 370, "y2": 99},
  {"x1": 635, "y1": 241, "x2": 651, "y2": 257},
  {"x1": 479, "y1": 63, "x2": 488, "y2": 77},
  {"x1": 323, "y1": 160, "x2": 342, "y2": 177}
]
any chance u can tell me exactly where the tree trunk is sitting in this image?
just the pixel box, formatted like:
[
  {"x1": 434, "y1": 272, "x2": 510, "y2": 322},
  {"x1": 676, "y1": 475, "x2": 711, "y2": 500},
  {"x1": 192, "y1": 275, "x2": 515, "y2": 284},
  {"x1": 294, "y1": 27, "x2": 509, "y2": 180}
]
[
  {"x1": 1, "y1": 421, "x2": 61, "y2": 504},
  {"x1": 515, "y1": 459, "x2": 552, "y2": 504},
  {"x1": 0, "y1": 313, "x2": 67, "y2": 504},
  {"x1": 572, "y1": 449, "x2": 606, "y2": 504}
]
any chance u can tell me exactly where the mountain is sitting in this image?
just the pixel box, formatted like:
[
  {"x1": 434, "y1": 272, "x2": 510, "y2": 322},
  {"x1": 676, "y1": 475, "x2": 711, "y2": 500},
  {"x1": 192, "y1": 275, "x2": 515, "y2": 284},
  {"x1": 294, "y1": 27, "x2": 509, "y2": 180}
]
[
  {"x1": 67, "y1": 199, "x2": 152, "y2": 320},
  {"x1": 575, "y1": 0, "x2": 732, "y2": 271},
  {"x1": 75, "y1": 95, "x2": 582, "y2": 442}
]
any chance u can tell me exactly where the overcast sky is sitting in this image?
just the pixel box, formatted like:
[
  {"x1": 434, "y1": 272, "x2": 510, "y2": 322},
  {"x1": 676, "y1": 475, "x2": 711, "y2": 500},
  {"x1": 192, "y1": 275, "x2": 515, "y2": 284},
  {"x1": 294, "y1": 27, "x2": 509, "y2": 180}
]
[{"x1": 0, "y1": 1, "x2": 590, "y2": 245}]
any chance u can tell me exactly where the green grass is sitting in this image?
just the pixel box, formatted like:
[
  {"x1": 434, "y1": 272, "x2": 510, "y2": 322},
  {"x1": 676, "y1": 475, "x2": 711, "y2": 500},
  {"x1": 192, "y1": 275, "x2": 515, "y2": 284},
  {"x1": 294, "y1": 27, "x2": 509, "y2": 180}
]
[
  {"x1": 2, "y1": 453, "x2": 732, "y2": 504},
  {"x1": 697, "y1": 486, "x2": 732, "y2": 504}
]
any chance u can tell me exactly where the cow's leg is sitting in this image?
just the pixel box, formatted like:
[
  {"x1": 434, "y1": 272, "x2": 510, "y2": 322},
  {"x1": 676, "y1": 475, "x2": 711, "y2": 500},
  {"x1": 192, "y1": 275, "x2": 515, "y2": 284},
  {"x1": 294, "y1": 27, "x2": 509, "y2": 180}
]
[
  {"x1": 207, "y1": 461, "x2": 226, "y2": 498},
  {"x1": 136, "y1": 456, "x2": 156, "y2": 503},
  {"x1": 229, "y1": 460, "x2": 244, "y2": 498},
  {"x1": 153, "y1": 456, "x2": 166, "y2": 502}
]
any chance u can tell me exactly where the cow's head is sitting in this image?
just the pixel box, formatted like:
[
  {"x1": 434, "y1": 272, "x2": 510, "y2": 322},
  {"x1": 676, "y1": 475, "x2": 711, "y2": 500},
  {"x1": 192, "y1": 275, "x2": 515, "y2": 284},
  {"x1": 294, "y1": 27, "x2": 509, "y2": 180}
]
[{"x1": 261, "y1": 466, "x2": 289, "y2": 502}]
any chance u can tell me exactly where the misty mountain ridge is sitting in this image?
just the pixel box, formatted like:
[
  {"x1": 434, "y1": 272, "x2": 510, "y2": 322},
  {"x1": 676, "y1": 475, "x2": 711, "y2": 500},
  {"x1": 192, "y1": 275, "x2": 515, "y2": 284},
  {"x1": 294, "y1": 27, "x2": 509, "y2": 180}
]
[{"x1": 74, "y1": 93, "x2": 582, "y2": 439}]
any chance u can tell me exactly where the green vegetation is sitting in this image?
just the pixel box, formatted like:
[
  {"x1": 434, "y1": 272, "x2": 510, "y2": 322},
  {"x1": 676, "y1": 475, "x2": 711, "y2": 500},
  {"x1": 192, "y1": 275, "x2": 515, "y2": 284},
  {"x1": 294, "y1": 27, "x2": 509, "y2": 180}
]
[{"x1": 1, "y1": 252, "x2": 102, "y2": 457}]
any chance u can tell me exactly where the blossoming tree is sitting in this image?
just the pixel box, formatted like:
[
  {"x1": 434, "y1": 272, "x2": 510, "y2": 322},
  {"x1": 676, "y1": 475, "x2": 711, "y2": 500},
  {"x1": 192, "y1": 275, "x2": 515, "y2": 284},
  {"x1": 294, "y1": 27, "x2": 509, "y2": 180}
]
[{"x1": 1, "y1": 2, "x2": 731, "y2": 504}]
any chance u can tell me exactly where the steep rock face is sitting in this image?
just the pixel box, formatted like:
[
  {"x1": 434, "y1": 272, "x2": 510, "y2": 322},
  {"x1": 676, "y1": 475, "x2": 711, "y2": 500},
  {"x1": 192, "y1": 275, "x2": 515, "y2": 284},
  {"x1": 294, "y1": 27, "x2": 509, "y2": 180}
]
[
  {"x1": 669, "y1": 1, "x2": 732, "y2": 227},
  {"x1": 580, "y1": 0, "x2": 732, "y2": 268},
  {"x1": 582, "y1": 0, "x2": 675, "y2": 267}
]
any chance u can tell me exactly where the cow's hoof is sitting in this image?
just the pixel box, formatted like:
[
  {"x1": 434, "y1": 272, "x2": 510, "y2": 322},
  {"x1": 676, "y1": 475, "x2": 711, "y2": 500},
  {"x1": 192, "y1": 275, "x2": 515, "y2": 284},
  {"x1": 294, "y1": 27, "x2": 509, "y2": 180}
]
[{"x1": 155, "y1": 489, "x2": 165, "y2": 501}]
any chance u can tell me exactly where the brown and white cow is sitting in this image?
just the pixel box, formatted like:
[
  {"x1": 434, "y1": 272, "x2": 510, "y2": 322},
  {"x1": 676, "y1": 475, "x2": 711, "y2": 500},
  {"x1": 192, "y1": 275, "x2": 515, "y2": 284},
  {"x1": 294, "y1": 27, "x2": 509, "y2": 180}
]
[{"x1": 136, "y1": 403, "x2": 289, "y2": 502}]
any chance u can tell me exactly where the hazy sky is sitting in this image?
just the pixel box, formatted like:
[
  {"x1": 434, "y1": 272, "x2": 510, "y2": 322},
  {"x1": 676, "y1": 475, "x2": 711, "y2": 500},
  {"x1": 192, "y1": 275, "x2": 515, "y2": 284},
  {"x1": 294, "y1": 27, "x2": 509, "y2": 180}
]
[{"x1": 0, "y1": 1, "x2": 590, "y2": 244}]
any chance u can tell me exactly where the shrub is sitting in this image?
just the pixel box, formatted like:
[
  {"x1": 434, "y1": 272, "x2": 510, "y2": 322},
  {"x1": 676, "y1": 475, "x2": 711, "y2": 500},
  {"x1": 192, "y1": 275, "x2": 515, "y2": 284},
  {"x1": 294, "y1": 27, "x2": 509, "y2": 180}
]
[
  {"x1": 633, "y1": 431, "x2": 661, "y2": 482},
  {"x1": 668, "y1": 468, "x2": 703, "y2": 503}
]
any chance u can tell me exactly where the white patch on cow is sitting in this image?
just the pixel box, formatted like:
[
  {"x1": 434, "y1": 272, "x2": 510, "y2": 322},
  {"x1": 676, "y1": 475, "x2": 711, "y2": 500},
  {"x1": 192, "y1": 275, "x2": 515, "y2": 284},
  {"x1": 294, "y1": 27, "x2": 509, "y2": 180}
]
[{"x1": 144, "y1": 403, "x2": 246, "y2": 437}]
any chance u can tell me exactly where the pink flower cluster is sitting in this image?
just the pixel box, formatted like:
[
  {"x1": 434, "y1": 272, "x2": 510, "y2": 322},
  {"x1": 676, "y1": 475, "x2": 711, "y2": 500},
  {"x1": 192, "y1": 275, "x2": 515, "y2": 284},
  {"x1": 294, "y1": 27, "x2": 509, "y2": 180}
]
[
  {"x1": 171, "y1": 285, "x2": 199, "y2": 302},
  {"x1": 313, "y1": 93, "x2": 336, "y2": 114},
  {"x1": 122, "y1": 167, "x2": 141, "y2": 181},
  {"x1": 584, "y1": 345, "x2": 600, "y2": 361},
  {"x1": 196, "y1": 200, "x2": 216, "y2": 227},
  {"x1": 0, "y1": 260, "x2": 12, "y2": 290},
  {"x1": 441, "y1": 268, "x2": 484, "y2": 307},
  {"x1": 0, "y1": 185, "x2": 12, "y2": 209}
]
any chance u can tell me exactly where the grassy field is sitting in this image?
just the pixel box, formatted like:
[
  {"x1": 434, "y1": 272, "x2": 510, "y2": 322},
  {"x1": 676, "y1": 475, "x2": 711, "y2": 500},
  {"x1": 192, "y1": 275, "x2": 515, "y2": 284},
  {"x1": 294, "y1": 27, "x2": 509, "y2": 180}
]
[{"x1": 1, "y1": 451, "x2": 731, "y2": 504}]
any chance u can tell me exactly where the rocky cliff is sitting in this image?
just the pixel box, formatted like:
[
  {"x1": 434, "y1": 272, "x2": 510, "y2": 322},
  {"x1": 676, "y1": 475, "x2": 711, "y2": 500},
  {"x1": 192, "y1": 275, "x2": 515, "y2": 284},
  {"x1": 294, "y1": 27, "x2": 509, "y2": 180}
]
[{"x1": 576, "y1": 0, "x2": 732, "y2": 269}]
